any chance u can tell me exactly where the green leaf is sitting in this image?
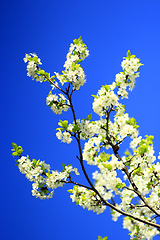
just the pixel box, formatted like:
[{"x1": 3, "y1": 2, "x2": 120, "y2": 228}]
[
  {"x1": 73, "y1": 185, "x2": 78, "y2": 191},
  {"x1": 68, "y1": 189, "x2": 73, "y2": 193},
  {"x1": 99, "y1": 151, "x2": 111, "y2": 162},
  {"x1": 58, "y1": 120, "x2": 68, "y2": 129},
  {"x1": 132, "y1": 167, "x2": 142, "y2": 177},
  {"x1": 102, "y1": 163, "x2": 112, "y2": 171},
  {"x1": 12, "y1": 142, "x2": 17, "y2": 151},
  {"x1": 11, "y1": 143, "x2": 23, "y2": 156},
  {"x1": 124, "y1": 149, "x2": 130, "y2": 156},
  {"x1": 127, "y1": 50, "x2": 131, "y2": 58},
  {"x1": 115, "y1": 183, "x2": 126, "y2": 189},
  {"x1": 12, "y1": 152, "x2": 18, "y2": 156},
  {"x1": 92, "y1": 94, "x2": 98, "y2": 99},
  {"x1": 73, "y1": 36, "x2": 83, "y2": 45},
  {"x1": 123, "y1": 50, "x2": 136, "y2": 60},
  {"x1": 98, "y1": 236, "x2": 102, "y2": 240},
  {"x1": 98, "y1": 237, "x2": 107, "y2": 240},
  {"x1": 48, "y1": 90, "x2": 53, "y2": 96},
  {"x1": 73, "y1": 39, "x2": 79, "y2": 44},
  {"x1": 138, "y1": 145, "x2": 148, "y2": 155},
  {"x1": 136, "y1": 225, "x2": 140, "y2": 233},
  {"x1": 126, "y1": 117, "x2": 139, "y2": 129},
  {"x1": 17, "y1": 146, "x2": 23, "y2": 155},
  {"x1": 32, "y1": 56, "x2": 38, "y2": 62},
  {"x1": 32, "y1": 159, "x2": 37, "y2": 164},
  {"x1": 56, "y1": 127, "x2": 64, "y2": 131},
  {"x1": 62, "y1": 163, "x2": 66, "y2": 169},
  {"x1": 76, "y1": 200, "x2": 80, "y2": 205},
  {"x1": 145, "y1": 135, "x2": 154, "y2": 145},
  {"x1": 102, "y1": 84, "x2": 110, "y2": 92},
  {"x1": 37, "y1": 69, "x2": 45, "y2": 75},
  {"x1": 146, "y1": 182, "x2": 154, "y2": 190},
  {"x1": 72, "y1": 124, "x2": 80, "y2": 132},
  {"x1": 15, "y1": 160, "x2": 19, "y2": 166},
  {"x1": 46, "y1": 172, "x2": 52, "y2": 178},
  {"x1": 43, "y1": 72, "x2": 49, "y2": 78},
  {"x1": 41, "y1": 165, "x2": 46, "y2": 172},
  {"x1": 78, "y1": 36, "x2": 83, "y2": 43},
  {"x1": 86, "y1": 113, "x2": 92, "y2": 121},
  {"x1": 42, "y1": 188, "x2": 49, "y2": 194}
]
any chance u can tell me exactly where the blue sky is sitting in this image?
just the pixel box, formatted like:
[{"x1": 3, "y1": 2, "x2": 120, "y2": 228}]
[{"x1": 0, "y1": 0, "x2": 160, "y2": 239}]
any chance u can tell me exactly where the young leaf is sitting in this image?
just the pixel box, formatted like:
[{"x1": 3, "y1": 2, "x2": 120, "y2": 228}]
[
  {"x1": 138, "y1": 145, "x2": 148, "y2": 155},
  {"x1": 92, "y1": 94, "x2": 98, "y2": 99},
  {"x1": 115, "y1": 183, "x2": 126, "y2": 189},
  {"x1": 12, "y1": 152, "x2": 19, "y2": 156},
  {"x1": 127, "y1": 50, "x2": 131, "y2": 58},
  {"x1": 68, "y1": 189, "x2": 73, "y2": 193},
  {"x1": 102, "y1": 163, "x2": 112, "y2": 171},
  {"x1": 86, "y1": 113, "x2": 92, "y2": 121},
  {"x1": 103, "y1": 237, "x2": 108, "y2": 240},
  {"x1": 58, "y1": 120, "x2": 68, "y2": 129},
  {"x1": 62, "y1": 163, "x2": 66, "y2": 169},
  {"x1": 98, "y1": 237, "x2": 102, "y2": 240},
  {"x1": 12, "y1": 142, "x2": 17, "y2": 151},
  {"x1": 99, "y1": 151, "x2": 111, "y2": 162},
  {"x1": 72, "y1": 124, "x2": 80, "y2": 132}
]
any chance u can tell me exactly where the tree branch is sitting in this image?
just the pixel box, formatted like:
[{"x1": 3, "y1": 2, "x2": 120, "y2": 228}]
[
  {"x1": 61, "y1": 179, "x2": 93, "y2": 191},
  {"x1": 68, "y1": 98, "x2": 160, "y2": 229},
  {"x1": 114, "y1": 150, "x2": 160, "y2": 217}
]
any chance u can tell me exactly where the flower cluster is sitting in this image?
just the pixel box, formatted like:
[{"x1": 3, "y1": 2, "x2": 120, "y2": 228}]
[
  {"x1": 16, "y1": 155, "x2": 53, "y2": 199},
  {"x1": 56, "y1": 116, "x2": 100, "y2": 144},
  {"x1": 76, "y1": 118, "x2": 99, "y2": 140},
  {"x1": 123, "y1": 215, "x2": 159, "y2": 240},
  {"x1": 23, "y1": 53, "x2": 45, "y2": 82},
  {"x1": 113, "y1": 113, "x2": 139, "y2": 140},
  {"x1": 54, "y1": 36, "x2": 89, "y2": 90},
  {"x1": 12, "y1": 143, "x2": 79, "y2": 200},
  {"x1": 64, "y1": 36, "x2": 89, "y2": 69},
  {"x1": 46, "y1": 164, "x2": 79, "y2": 189},
  {"x1": 115, "y1": 50, "x2": 143, "y2": 98},
  {"x1": 68, "y1": 185, "x2": 106, "y2": 214},
  {"x1": 92, "y1": 83, "x2": 118, "y2": 116},
  {"x1": 92, "y1": 51, "x2": 142, "y2": 117},
  {"x1": 46, "y1": 91, "x2": 70, "y2": 114},
  {"x1": 83, "y1": 135, "x2": 103, "y2": 165},
  {"x1": 82, "y1": 111, "x2": 139, "y2": 166},
  {"x1": 56, "y1": 130, "x2": 73, "y2": 144}
]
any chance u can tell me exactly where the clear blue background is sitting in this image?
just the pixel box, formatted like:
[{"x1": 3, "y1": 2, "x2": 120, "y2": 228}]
[{"x1": 0, "y1": 0, "x2": 160, "y2": 239}]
